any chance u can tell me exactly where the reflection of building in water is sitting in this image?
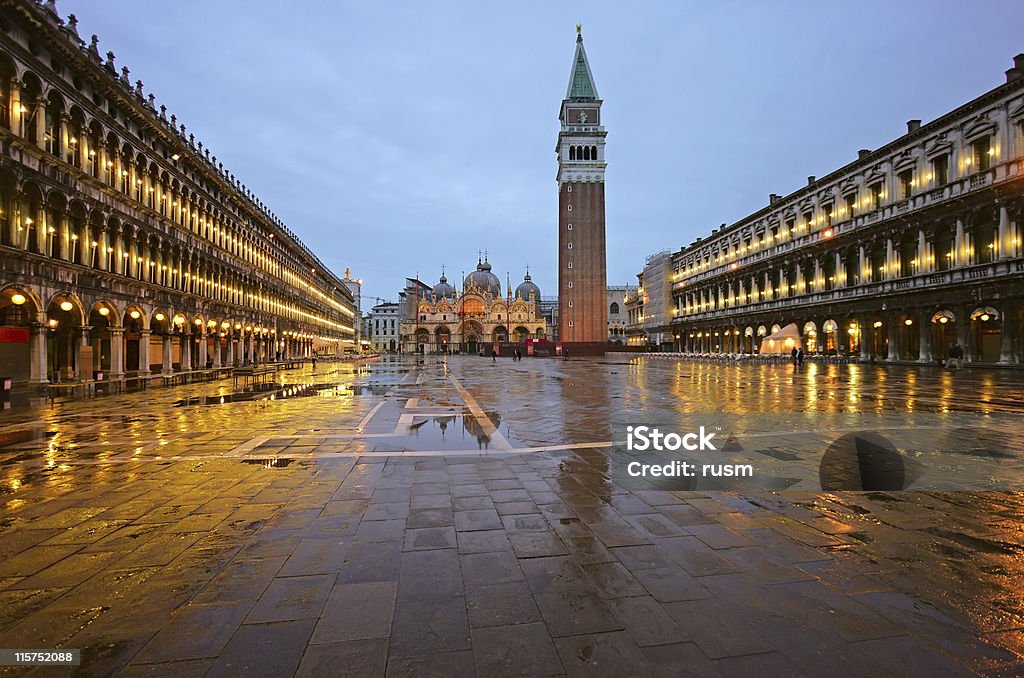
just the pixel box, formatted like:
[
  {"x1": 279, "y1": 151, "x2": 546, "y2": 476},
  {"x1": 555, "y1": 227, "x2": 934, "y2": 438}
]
[
  {"x1": 400, "y1": 258, "x2": 547, "y2": 354},
  {"x1": 669, "y1": 54, "x2": 1024, "y2": 364}
]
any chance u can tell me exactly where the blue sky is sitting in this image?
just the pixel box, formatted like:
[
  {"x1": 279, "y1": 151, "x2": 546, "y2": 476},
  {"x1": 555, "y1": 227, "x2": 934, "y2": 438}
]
[{"x1": 62, "y1": 0, "x2": 1024, "y2": 306}]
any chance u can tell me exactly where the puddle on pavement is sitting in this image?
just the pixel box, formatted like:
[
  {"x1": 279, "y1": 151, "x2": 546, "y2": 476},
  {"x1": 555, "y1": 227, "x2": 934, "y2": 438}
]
[
  {"x1": 390, "y1": 413, "x2": 518, "y2": 451},
  {"x1": 241, "y1": 457, "x2": 295, "y2": 468},
  {"x1": 173, "y1": 382, "x2": 389, "y2": 406}
]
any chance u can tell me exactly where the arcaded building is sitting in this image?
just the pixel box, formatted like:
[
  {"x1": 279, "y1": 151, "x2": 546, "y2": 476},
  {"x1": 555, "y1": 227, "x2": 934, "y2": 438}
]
[
  {"x1": 672, "y1": 54, "x2": 1024, "y2": 365},
  {"x1": 0, "y1": 1, "x2": 357, "y2": 386}
]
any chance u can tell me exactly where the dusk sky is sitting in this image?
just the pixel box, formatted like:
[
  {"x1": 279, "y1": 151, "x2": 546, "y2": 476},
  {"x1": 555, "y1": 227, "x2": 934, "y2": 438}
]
[{"x1": 63, "y1": 0, "x2": 1024, "y2": 306}]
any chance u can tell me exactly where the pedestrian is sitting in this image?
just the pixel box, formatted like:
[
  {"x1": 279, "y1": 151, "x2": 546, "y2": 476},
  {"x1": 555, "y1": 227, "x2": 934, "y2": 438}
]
[
  {"x1": 948, "y1": 343, "x2": 964, "y2": 370},
  {"x1": 796, "y1": 347, "x2": 804, "y2": 366},
  {"x1": 492, "y1": 349, "x2": 497, "y2": 363},
  {"x1": 563, "y1": 348, "x2": 569, "y2": 361},
  {"x1": 790, "y1": 347, "x2": 798, "y2": 366}
]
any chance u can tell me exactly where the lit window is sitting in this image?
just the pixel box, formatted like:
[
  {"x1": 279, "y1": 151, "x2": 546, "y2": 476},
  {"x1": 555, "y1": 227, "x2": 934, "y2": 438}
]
[
  {"x1": 932, "y1": 154, "x2": 949, "y2": 186},
  {"x1": 898, "y1": 169, "x2": 913, "y2": 199}
]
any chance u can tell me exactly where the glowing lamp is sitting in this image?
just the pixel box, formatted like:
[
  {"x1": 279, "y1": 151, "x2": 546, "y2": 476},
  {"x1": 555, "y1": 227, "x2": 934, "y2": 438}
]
[
  {"x1": 60, "y1": 301, "x2": 73, "y2": 312},
  {"x1": 11, "y1": 293, "x2": 26, "y2": 305},
  {"x1": 130, "y1": 310, "x2": 141, "y2": 319}
]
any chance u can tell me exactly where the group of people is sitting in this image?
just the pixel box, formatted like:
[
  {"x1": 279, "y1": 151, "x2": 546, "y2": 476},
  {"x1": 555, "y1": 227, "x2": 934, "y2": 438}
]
[
  {"x1": 790, "y1": 347, "x2": 805, "y2": 366},
  {"x1": 492, "y1": 348, "x2": 526, "y2": 362}
]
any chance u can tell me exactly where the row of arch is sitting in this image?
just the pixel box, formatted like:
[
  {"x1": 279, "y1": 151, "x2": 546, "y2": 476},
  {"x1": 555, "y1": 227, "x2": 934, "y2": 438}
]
[
  {"x1": 568, "y1": 145, "x2": 599, "y2": 161},
  {"x1": 0, "y1": 284, "x2": 321, "y2": 384},
  {"x1": 410, "y1": 323, "x2": 547, "y2": 354},
  {"x1": 675, "y1": 302, "x2": 1020, "y2": 364}
]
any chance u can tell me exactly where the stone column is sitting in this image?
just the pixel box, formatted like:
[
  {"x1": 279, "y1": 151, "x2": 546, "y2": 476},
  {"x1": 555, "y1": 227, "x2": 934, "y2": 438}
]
[
  {"x1": 28, "y1": 322, "x2": 49, "y2": 386},
  {"x1": 180, "y1": 331, "x2": 192, "y2": 371},
  {"x1": 197, "y1": 332, "x2": 208, "y2": 369},
  {"x1": 35, "y1": 207, "x2": 48, "y2": 255},
  {"x1": 1000, "y1": 302, "x2": 1017, "y2": 364},
  {"x1": 954, "y1": 218, "x2": 965, "y2": 267},
  {"x1": 109, "y1": 326, "x2": 125, "y2": 379},
  {"x1": 9, "y1": 78, "x2": 22, "y2": 137},
  {"x1": 886, "y1": 316, "x2": 899, "y2": 361},
  {"x1": 918, "y1": 229, "x2": 928, "y2": 274},
  {"x1": 918, "y1": 311, "x2": 932, "y2": 363},
  {"x1": 33, "y1": 97, "x2": 46, "y2": 150},
  {"x1": 955, "y1": 306, "x2": 971, "y2": 362},
  {"x1": 138, "y1": 329, "x2": 151, "y2": 375},
  {"x1": 858, "y1": 315, "x2": 871, "y2": 362},
  {"x1": 885, "y1": 238, "x2": 894, "y2": 279},
  {"x1": 998, "y1": 204, "x2": 1011, "y2": 260},
  {"x1": 212, "y1": 337, "x2": 222, "y2": 368},
  {"x1": 227, "y1": 338, "x2": 235, "y2": 367},
  {"x1": 162, "y1": 334, "x2": 173, "y2": 375}
]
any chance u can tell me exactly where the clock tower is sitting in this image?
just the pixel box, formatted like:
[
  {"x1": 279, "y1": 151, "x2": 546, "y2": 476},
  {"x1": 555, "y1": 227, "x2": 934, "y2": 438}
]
[{"x1": 557, "y1": 26, "x2": 607, "y2": 355}]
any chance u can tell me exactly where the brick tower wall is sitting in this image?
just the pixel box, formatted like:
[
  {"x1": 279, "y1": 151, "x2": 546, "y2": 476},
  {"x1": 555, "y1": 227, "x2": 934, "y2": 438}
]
[{"x1": 558, "y1": 181, "x2": 607, "y2": 355}]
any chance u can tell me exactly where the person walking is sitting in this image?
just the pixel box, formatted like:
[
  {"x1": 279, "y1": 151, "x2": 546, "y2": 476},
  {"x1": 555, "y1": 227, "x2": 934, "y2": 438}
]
[
  {"x1": 796, "y1": 347, "x2": 804, "y2": 367},
  {"x1": 491, "y1": 349, "x2": 497, "y2": 363},
  {"x1": 791, "y1": 347, "x2": 798, "y2": 366}
]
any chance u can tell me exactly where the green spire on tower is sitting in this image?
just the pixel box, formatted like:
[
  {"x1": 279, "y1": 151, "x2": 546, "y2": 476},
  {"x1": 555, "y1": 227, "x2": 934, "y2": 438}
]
[{"x1": 566, "y1": 27, "x2": 598, "y2": 100}]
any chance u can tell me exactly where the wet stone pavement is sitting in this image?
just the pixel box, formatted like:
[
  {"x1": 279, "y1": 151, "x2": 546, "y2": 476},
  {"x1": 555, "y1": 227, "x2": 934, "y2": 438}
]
[{"x1": 0, "y1": 355, "x2": 1023, "y2": 676}]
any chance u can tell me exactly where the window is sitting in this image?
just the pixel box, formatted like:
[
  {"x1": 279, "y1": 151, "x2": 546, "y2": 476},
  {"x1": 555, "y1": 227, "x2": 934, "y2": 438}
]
[
  {"x1": 568, "y1": 301, "x2": 574, "y2": 308},
  {"x1": 932, "y1": 154, "x2": 949, "y2": 186},
  {"x1": 567, "y1": 184, "x2": 572, "y2": 193},
  {"x1": 567, "y1": 224, "x2": 572, "y2": 230},
  {"x1": 568, "y1": 281, "x2": 573, "y2": 288},
  {"x1": 870, "y1": 182, "x2": 883, "y2": 210},
  {"x1": 803, "y1": 213, "x2": 813, "y2": 231},
  {"x1": 845, "y1": 194, "x2": 856, "y2": 218},
  {"x1": 972, "y1": 137, "x2": 992, "y2": 172},
  {"x1": 568, "y1": 320, "x2": 574, "y2": 327},
  {"x1": 567, "y1": 242, "x2": 573, "y2": 249},
  {"x1": 568, "y1": 262, "x2": 573, "y2": 269},
  {"x1": 786, "y1": 219, "x2": 795, "y2": 238},
  {"x1": 567, "y1": 205, "x2": 572, "y2": 212},
  {"x1": 897, "y1": 170, "x2": 913, "y2": 199},
  {"x1": 822, "y1": 204, "x2": 833, "y2": 227},
  {"x1": 610, "y1": 302, "x2": 619, "y2": 314}
]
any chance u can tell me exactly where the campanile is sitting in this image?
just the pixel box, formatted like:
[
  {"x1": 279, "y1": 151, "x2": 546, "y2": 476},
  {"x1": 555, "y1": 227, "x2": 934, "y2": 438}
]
[{"x1": 557, "y1": 26, "x2": 607, "y2": 355}]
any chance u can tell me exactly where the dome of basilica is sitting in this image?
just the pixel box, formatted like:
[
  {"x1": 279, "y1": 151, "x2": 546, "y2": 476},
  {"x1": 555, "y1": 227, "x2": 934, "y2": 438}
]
[
  {"x1": 432, "y1": 272, "x2": 454, "y2": 299},
  {"x1": 464, "y1": 259, "x2": 502, "y2": 297},
  {"x1": 514, "y1": 270, "x2": 541, "y2": 301}
]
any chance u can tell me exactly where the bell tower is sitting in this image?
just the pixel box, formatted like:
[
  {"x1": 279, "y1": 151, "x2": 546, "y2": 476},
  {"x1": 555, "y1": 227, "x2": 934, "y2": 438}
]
[{"x1": 557, "y1": 26, "x2": 607, "y2": 355}]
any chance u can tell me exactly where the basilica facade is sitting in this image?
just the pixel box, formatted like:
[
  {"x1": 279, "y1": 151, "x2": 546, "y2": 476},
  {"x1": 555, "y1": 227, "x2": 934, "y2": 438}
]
[{"x1": 400, "y1": 259, "x2": 547, "y2": 354}]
